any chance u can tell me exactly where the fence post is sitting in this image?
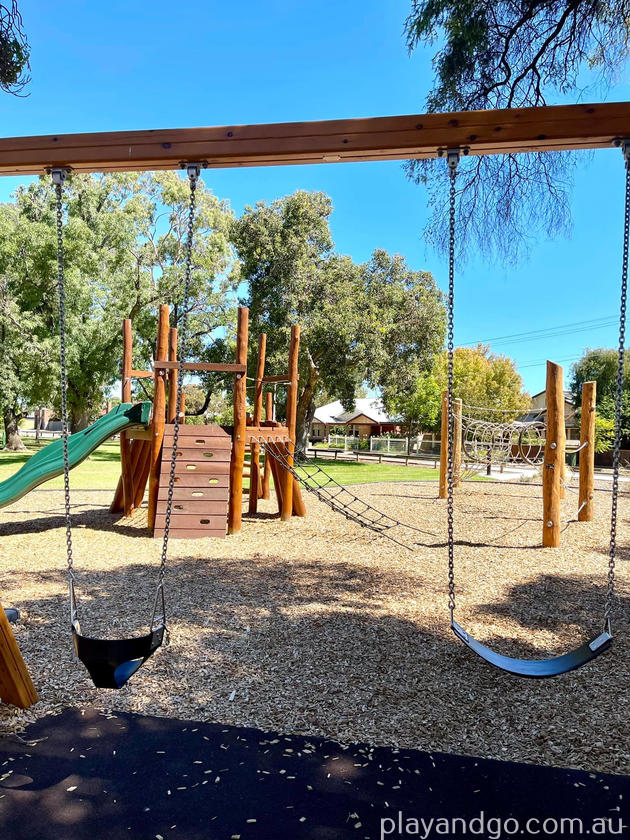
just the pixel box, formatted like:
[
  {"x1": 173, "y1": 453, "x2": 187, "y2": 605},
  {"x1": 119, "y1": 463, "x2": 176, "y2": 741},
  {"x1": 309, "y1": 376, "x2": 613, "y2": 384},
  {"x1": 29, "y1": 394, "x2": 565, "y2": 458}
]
[
  {"x1": 543, "y1": 361, "x2": 563, "y2": 547},
  {"x1": 578, "y1": 380, "x2": 596, "y2": 522}
]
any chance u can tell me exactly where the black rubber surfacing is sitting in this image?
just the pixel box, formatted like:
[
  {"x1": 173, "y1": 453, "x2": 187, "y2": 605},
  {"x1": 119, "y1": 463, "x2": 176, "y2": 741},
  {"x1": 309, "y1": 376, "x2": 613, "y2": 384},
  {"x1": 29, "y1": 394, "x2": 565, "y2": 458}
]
[{"x1": 0, "y1": 708, "x2": 628, "y2": 840}]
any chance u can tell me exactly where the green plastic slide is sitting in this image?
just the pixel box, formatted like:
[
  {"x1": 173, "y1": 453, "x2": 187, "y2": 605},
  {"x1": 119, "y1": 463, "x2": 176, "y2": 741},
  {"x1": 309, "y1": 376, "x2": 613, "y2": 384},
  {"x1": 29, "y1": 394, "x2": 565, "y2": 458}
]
[{"x1": 0, "y1": 402, "x2": 151, "y2": 510}]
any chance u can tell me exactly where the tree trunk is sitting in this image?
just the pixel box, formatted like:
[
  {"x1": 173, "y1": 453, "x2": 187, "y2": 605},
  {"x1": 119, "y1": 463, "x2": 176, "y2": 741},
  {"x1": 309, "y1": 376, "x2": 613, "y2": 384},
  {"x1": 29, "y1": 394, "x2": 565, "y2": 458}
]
[
  {"x1": 295, "y1": 356, "x2": 320, "y2": 458},
  {"x1": 70, "y1": 407, "x2": 92, "y2": 434},
  {"x1": 3, "y1": 408, "x2": 26, "y2": 451}
]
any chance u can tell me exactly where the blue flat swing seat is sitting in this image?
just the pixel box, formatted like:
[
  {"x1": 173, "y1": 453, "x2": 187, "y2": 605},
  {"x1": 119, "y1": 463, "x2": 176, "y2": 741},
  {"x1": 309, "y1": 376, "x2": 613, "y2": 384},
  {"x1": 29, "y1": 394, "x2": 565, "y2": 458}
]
[{"x1": 451, "y1": 622, "x2": 612, "y2": 678}]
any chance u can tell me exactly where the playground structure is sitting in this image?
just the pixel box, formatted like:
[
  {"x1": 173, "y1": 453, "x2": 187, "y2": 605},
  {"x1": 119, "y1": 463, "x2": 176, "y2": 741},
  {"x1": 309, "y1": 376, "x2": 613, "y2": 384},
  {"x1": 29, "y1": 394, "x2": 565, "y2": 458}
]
[
  {"x1": 439, "y1": 362, "x2": 597, "y2": 548},
  {"x1": 110, "y1": 304, "x2": 306, "y2": 538},
  {"x1": 0, "y1": 100, "x2": 627, "y2": 705}
]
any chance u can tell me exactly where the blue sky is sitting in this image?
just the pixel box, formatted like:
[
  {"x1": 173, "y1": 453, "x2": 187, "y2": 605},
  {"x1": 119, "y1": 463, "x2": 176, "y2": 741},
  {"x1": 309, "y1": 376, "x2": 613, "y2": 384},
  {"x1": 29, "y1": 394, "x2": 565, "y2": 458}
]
[{"x1": 1, "y1": 0, "x2": 629, "y2": 396}]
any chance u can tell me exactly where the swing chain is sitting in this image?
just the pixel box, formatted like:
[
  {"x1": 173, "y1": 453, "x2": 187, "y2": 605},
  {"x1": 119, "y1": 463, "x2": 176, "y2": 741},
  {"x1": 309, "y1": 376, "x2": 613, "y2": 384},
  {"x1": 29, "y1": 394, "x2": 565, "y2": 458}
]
[
  {"x1": 605, "y1": 141, "x2": 630, "y2": 632},
  {"x1": 52, "y1": 168, "x2": 76, "y2": 621},
  {"x1": 154, "y1": 163, "x2": 201, "y2": 626},
  {"x1": 446, "y1": 149, "x2": 459, "y2": 622}
]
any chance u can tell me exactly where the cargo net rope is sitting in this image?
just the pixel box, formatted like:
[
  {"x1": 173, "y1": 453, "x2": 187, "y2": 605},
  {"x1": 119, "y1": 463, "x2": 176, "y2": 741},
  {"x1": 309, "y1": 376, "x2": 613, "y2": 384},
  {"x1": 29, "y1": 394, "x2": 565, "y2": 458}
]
[{"x1": 252, "y1": 435, "x2": 436, "y2": 548}]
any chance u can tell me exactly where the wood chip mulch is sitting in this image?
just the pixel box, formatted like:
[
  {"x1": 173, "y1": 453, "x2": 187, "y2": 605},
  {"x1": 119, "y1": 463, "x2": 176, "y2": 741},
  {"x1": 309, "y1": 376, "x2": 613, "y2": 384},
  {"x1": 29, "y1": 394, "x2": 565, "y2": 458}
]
[{"x1": 0, "y1": 481, "x2": 628, "y2": 775}]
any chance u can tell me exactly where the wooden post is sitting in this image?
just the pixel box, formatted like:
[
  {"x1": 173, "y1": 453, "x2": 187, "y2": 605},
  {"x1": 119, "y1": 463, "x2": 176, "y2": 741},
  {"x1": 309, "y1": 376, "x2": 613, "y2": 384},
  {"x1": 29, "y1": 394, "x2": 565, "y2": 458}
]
[
  {"x1": 292, "y1": 475, "x2": 307, "y2": 517},
  {"x1": 248, "y1": 333, "x2": 266, "y2": 514},
  {"x1": 262, "y1": 391, "x2": 272, "y2": 500},
  {"x1": 133, "y1": 441, "x2": 153, "y2": 509},
  {"x1": 147, "y1": 304, "x2": 170, "y2": 532},
  {"x1": 289, "y1": 328, "x2": 306, "y2": 517},
  {"x1": 167, "y1": 327, "x2": 178, "y2": 423},
  {"x1": 543, "y1": 361, "x2": 563, "y2": 548},
  {"x1": 119, "y1": 318, "x2": 135, "y2": 516},
  {"x1": 267, "y1": 441, "x2": 284, "y2": 513},
  {"x1": 228, "y1": 307, "x2": 248, "y2": 534},
  {"x1": 281, "y1": 325, "x2": 300, "y2": 522},
  {"x1": 578, "y1": 380, "x2": 596, "y2": 522},
  {"x1": 453, "y1": 397, "x2": 462, "y2": 488},
  {"x1": 559, "y1": 380, "x2": 567, "y2": 500},
  {"x1": 438, "y1": 390, "x2": 448, "y2": 499},
  {"x1": 0, "y1": 601, "x2": 38, "y2": 708}
]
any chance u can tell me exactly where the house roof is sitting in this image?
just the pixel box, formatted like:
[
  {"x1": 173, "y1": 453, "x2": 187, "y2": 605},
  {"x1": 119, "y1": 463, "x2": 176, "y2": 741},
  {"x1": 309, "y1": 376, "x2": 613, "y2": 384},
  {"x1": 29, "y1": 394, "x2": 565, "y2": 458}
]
[
  {"x1": 530, "y1": 389, "x2": 574, "y2": 402},
  {"x1": 313, "y1": 399, "x2": 396, "y2": 426}
]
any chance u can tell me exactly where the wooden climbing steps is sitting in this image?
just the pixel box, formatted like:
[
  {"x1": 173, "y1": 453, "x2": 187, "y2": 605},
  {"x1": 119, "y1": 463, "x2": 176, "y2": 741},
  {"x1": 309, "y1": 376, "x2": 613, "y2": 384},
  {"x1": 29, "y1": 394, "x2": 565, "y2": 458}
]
[{"x1": 153, "y1": 424, "x2": 232, "y2": 540}]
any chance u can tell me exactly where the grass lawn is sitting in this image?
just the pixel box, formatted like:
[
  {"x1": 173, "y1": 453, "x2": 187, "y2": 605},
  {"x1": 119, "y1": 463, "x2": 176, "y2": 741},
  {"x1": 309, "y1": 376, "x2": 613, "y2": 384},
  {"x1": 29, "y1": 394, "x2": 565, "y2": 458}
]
[
  {"x1": 0, "y1": 439, "x2": 440, "y2": 492},
  {"x1": 0, "y1": 439, "x2": 122, "y2": 490},
  {"x1": 305, "y1": 457, "x2": 438, "y2": 484}
]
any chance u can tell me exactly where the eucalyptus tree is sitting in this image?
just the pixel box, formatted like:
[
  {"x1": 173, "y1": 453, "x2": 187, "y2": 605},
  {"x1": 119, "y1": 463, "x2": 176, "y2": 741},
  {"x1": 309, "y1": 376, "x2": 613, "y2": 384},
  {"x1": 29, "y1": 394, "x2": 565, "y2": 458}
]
[
  {"x1": 404, "y1": 1, "x2": 630, "y2": 261},
  {"x1": 0, "y1": 172, "x2": 236, "y2": 439},
  {"x1": 231, "y1": 190, "x2": 445, "y2": 452}
]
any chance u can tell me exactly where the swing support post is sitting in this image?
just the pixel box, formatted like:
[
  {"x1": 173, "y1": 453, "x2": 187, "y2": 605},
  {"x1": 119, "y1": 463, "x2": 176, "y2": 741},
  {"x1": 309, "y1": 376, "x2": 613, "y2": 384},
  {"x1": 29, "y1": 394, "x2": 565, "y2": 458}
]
[{"x1": 0, "y1": 602, "x2": 38, "y2": 708}]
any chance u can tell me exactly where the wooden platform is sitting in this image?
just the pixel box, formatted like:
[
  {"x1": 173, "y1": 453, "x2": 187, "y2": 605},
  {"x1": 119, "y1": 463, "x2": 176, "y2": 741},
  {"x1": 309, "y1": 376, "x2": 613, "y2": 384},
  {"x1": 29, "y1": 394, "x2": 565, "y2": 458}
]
[
  {"x1": 245, "y1": 425, "x2": 290, "y2": 444},
  {"x1": 153, "y1": 425, "x2": 232, "y2": 540}
]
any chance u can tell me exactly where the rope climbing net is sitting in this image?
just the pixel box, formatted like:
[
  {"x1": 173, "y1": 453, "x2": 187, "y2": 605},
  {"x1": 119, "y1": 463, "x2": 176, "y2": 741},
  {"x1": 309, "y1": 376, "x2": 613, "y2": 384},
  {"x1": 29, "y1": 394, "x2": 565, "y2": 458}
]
[{"x1": 252, "y1": 435, "x2": 435, "y2": 548}]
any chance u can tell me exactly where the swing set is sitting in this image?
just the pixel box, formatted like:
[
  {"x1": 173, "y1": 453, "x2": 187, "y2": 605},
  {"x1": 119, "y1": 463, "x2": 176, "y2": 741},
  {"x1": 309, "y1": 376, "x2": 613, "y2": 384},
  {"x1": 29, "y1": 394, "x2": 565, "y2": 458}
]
[{"x1": 0, "y1": 101, "x2": 628, "y2": 704}]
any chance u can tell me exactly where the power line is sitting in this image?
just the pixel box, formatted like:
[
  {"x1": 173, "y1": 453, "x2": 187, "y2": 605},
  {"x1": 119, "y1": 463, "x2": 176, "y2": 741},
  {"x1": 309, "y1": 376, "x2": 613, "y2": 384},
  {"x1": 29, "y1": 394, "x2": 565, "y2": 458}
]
[
  {"x1": 517, "y1": 354, "x2": 582, "y2": 370},
  {"x1": 461, "y1": 315, "x2": 618, "y2": 348}
]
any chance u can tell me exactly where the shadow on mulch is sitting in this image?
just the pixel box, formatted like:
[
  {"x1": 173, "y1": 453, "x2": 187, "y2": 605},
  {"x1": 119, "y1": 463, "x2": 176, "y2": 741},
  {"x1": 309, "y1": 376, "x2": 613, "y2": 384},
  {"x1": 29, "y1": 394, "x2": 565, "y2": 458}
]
[
  {"x1": 6, "y1": 552, "x2": 625, "y2": 660},
  {"x1": 0, "y1": 507, "x2": 148, "y2": 539}
]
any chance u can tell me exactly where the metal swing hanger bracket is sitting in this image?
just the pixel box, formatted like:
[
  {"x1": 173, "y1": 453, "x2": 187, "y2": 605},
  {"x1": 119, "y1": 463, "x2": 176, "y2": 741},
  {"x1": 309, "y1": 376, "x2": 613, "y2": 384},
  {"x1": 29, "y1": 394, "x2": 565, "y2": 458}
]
[
  {"x1": 438, "y1": 146, "x2": 470, "y2": 170},
  {"x1": 179, "y1": 161, "x2": 208, "y2": 181},
  {"x1": 614, "y1": 138, "x2": 630, "y2": 166},
  {"x1": 48, "y1": 166, "x2": 72, "y2": 186}
]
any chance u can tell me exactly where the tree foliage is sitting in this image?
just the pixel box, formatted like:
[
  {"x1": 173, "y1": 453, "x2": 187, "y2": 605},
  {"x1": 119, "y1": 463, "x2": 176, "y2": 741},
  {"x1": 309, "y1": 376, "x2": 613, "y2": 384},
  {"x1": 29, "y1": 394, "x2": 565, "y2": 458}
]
[
  {"x1": 0, "y1": 172, "x2": 236, "y2": 440},
  {"x1": 0, "y1": 205, "x2": 57, "y2": 448},
  {"x1": 0, "y1": 2, "x2": 29, "y2": 94},
  {"x1": 390, "y1": 370, "x2": 443, "y2": 433},
  {"x1": 230, "y1": 190, "x2": 445, "y2": 451},
  {"x1": 393, "y1": 344, "x2": 529, "y2": 432},
  {"x1": 404, "y1": 1, "x2": 630, "y2": 261},
  {"x1": 570, "y1": 347, "x2": 630, "y2": 442},
  {"x1": 436, "y1": 345, "x2": 529, "y2": 414}
]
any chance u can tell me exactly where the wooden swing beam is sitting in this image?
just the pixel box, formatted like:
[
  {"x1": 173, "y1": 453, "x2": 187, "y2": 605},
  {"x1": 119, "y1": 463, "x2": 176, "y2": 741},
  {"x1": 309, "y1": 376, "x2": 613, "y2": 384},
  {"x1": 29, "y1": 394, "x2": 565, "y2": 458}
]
[{"x1": 0, "y1": 102, "x2": 627, "y2": 176}]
